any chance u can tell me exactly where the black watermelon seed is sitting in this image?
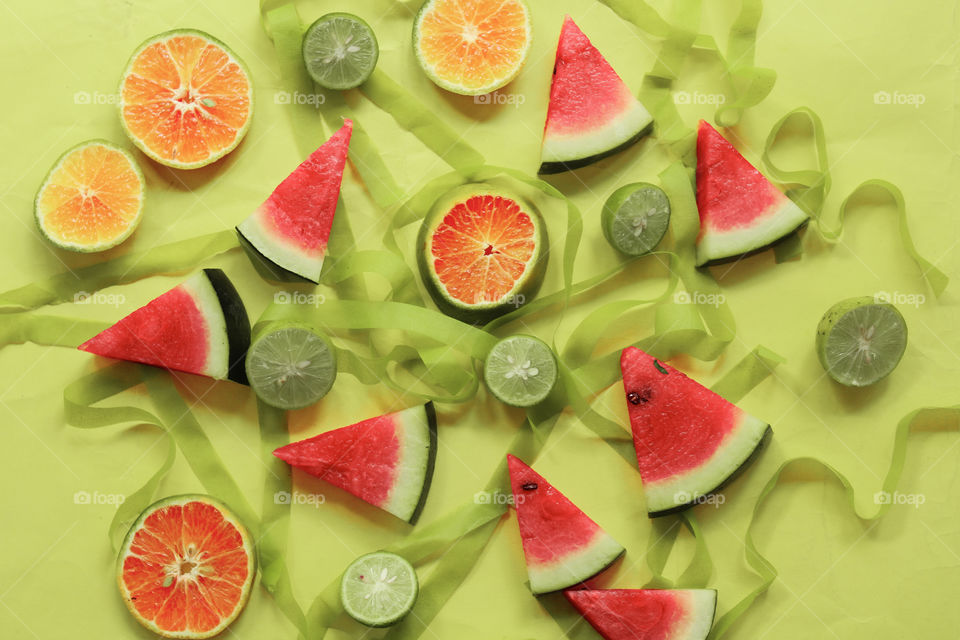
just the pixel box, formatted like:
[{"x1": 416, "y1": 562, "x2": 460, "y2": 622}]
[
  {"x1": 522, "y1": 482, "x2": 538, "y2": 491},
  {"x1": 627, "y1": 392, "x2": 641, "y2": 405}
]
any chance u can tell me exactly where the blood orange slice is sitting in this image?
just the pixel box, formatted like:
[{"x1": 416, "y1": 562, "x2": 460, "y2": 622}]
[
  {"x1": 117, "y1": 495, "x2": 255, "y2": 639},
  {"x1": 35, "y1": 140, "x2": 144, "y2": 252},
  {"x1": 119, "y1": 29, "x2": 253, "y2": 169},
  {"x1": 413, "y1": 0, "x2": 532, "y2": 95},
  {"x1": 416, "y1": 184, "x2": 547, "y2": 323}
]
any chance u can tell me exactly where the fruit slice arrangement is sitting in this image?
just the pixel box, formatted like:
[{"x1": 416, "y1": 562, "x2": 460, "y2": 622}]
[
  {"x1": 507, "y1": 455, "x2": 625, "y2": 594},
  {"x1": 417, "y1": 184, "x2": 547, "y2": 323},
  {"x1": 78, "y1": 269, "x2": 251, "y2": 384},
  {"x1": 539, "y1": 16, "x2": 654, "y2": 174},
  {"x1": 236, "y1": 120, "x2": 353, "y2": 284},
  {"x1": 34, "y1": 140, "x2": 144, "y2": 252},
  {"x1": 273, "y1": 403, "x2": 438, "y2": 524},
  {"x1": 119, "y1": 29, "x2": 253, "y2": 169},
  {"x1": 620, "y1": 347, "x2": 771, "y2": 516},
  {"x1": 117, "y1": 495, "x2": 256, "y2": 639},
  {"x1": 565, "y1": 588, "x2": 717, "y2": 640},
  {"x1": 695, "y1": 120, "x2": 809, "y2": 265},
  {"x1": 413, "y1": 0, "x2": 532, "y2": 95}
]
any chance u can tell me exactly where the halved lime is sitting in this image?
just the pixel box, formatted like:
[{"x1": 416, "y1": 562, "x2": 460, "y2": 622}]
[
  {"x1": 601, "y1": 182, "x2": 671, "y2": 256},
  {"x1": 302, "y1": 13, "x2": 379, "y2": 90},
  {"x1": 341, "y1": 551, "x2": 418, "y2": 627},
  {"x1": 245, "y1": 321, "x2": 337, "y2": 410},
  {"x1": 815, "y1": 297, "x2": 908, "y2": 387},
  {"x1": 484, "y1": 335, "x2": 558, "y2": 407}
]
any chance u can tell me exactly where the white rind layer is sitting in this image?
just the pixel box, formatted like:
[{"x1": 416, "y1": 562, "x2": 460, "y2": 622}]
[
  {"x1": 541, "y1": 100, "x2": 653, "y2": 164},
  {"x1": 527, "y1": 529, "x2": 624, "y2": 594},
  {"x1": 182, "y1": 272, "x2": 230, "y2": 380},
  {"x1": 383, "y1": 406, "x2": 432, "y2": 521},
  {"x1": 674, "y1": 589, "x2": 718, "y2": 640},
  {"x1": 695, "y1": 197, "x2": 808, "y2": 265},
  {"x1": 237, "y1": 207, "x2": 323, "y2": 282}
]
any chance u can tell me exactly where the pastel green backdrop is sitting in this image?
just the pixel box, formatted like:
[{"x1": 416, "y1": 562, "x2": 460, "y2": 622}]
[{"x1": 1, "y1": 0, "x2": 958, "y2": 639}]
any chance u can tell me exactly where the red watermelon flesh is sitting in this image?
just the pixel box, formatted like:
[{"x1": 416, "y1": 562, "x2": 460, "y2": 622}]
[
  {"x1": 539, "y1": 17, "x2": 652, "y2": 173},
  {"x1": 695, "y1": 120, "x2": 808, "y2": 265},
  {"x1": 236, "y1": 120, "x2": 353, "y2": 282},
  {"x1": 273, "y1": 403, "x2": 437, "y2": 523},
  {"x1": 620, "y1": 347, "x2": 771, "y2": 516},
  {"x1": 564, "y1": 589, "x2": 717, "y2": 640},
  {"x1": 507, "y1": 455, "x2": 624, "y2": 594}
]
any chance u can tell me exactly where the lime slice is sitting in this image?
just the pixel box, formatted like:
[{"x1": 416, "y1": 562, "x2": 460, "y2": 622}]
[
  {"x1": 302, "y1": 13, "x2": 379, "y2": 90},
  {"x1": 601, "y1": 182, "x2": 671, "y2": 256},
  {"x1": 484, "y1": 335, "x2": 558, "y2": 407},
  {"x1": 815, "y1": 297, "x2": 908, "y2": 387},
  {"x1": 245, "y1": 321, "x2": 337, "y2": 410},
  {"x1": 341, "y1": 551, "x2": 418, "y2": 627}
]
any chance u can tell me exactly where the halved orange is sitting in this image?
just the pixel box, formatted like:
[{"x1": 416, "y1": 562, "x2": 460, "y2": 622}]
[
  {"x1": 117, "y1": 495, "x2": 256, "y2": 639},
  {"x1": 35, "y1": 140, "x2": 144, "y2": 252},
  {"x1": 413, "y1": 0, "x2": 531, "y2": 95},
  {"x1": 417, "y1": 183, "x2": 547, "y2": 323},
  {"x1": 119, "y1": 29, "x2": 253, "y2": 169}
]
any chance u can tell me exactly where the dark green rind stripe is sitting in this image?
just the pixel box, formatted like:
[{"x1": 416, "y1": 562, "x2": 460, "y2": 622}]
[{"x1": 203, "y1": 269, "x2": 252, "y2": 385}]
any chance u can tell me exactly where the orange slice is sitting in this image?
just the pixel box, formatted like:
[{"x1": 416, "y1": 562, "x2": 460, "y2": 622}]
[
  {"x1": 35, "y1": 140, "x2": 144, "y2": 252},
  {"x1": 413, "y1": 0, "x2": 531, "y2": 95},
  {"x1": 119, "y1": 29, "x2": 253, "y2": 169}
]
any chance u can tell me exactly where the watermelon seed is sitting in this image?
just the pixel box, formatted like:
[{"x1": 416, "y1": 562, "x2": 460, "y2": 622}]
[
  {"x1": 653, "y1": 360, "x2": 669, "y2": 375},
  {"x1": 522, "y1": 482, "x2": 538, "y2": 491},
  {"x1": 627, "y1": 391, "x2": 641, "y2": 405}
]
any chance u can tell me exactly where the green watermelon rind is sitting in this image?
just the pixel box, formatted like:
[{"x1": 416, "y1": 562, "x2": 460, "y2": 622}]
[
  {"x1": 528, "y1": 532, "x2": 625, "y2": 595},
  {"x1": 235, "y1": 228, "x2": 317, "y2": 284},
  {"x1": 646, "y1": 420, "x2": 772, "y2": 518},
  {"x1": 237, "y1": 211, "x2": 323, "y2": 284},
  {"x1": 202, "y1": 269, "x2": 252, "y2": 385},
  {"x1": 385, "y1": 402, "x2": 438, "y2": 525},
  {"x1": 695, "y1": 197, "x2": 809, "y2": 266},
  {"x1": 539, "y1": 105, "x2": 653, "y2": 175},
  {"x1": 416, "y1": 184, "x2": 548, "y2": 325}
]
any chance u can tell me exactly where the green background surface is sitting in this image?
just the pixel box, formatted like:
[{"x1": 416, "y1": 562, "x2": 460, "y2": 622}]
[{"x1": 1, "y1": 0, "x2": 959, "y2": 639}]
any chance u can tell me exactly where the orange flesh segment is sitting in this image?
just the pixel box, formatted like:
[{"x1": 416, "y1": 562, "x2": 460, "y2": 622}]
[
  {"x1": 38, "y1": 144, "x2": 141, "y2": 246},
  {"x1": 431, "y1": 194, "x2": 536, "y2": 305},
  {"x1": 121, "y1": 34, "x2": 251, "y2": 165},
  {"x1": 418, "y1": 0, "x2": 529, "y2": 91},
  {"x1": 121, "y1": 500, "x2": 250, "y2": 635}
]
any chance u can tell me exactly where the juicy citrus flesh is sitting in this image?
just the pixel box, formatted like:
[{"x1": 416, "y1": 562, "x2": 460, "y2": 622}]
[
  {"x1": 415, "y1": 0, "x2": 530, "y2": 94},
  {"x1": 118, "y1": 496, "x2": 254, "y2": 639},
  {"x1": 341, "y1": 552, "x2": 419, "y2": 627},
  {"x1": 819, "y1": 300, "x2": 907, "y2": 387},
  {"x1": 484, "y1": 335, "x2": 557, "y2": 407},
  {"x1": 120, "y1": 31, "x2": 252, "y2": 168},
  {"x1": 430, "y1": 194, "x2": 537, "y2": 306},
  {"x1": 303, "y1": 13, "x2": 379, "y2": 90},
  {"x1": 246, "y1": 324, "x2": 337, "y2": 410},
  {"x1": 36, "y1": 142, "x2": 143, "y2": 250}
]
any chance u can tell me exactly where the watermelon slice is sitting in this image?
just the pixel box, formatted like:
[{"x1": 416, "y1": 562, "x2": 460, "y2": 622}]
[
  {"x1": 507, "y1": 455, "x2": 624, "y2": 594},
  {"x1": 78, "y1": 269, "x2": 250, "y2": 384},
  {"x1": 565, "y1": 589, "x2": 717, "y2": 640},
  {"x1": 273, "y1": 403, "x2": 437, "y2": 524},
  {"x1": 695, "y1": 120, "x2": 809, "y2": 265},
  {"x1": 539, "y1": 16, "x2": 653, "y2": 174},
  {"x1": 620, "y1": 347, "x2": 771, "y2": 517},
  {"x1": 236, "y1": 119, "x2": 353, "y2": 283}
]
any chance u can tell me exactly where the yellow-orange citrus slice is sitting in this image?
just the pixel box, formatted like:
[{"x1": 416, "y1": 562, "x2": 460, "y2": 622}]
[
  {"x1": 119, "y1": 29, "x2": 253, "y2": 169},
  {"x1": 35, "y1": 140, "x2": 144, "y2": 252},
  {"x1": 413, "y1": 0, "x2": 531, "y2": 95}
]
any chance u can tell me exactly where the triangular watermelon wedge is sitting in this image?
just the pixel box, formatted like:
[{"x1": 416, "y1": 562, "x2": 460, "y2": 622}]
[
  {"x1": 539, "y1": 16, "x2": 653, "y2": 174},
  {"x1": 620, "y1": 347, "x2": 771, "y2": 516},
  {"x1": 565, "y1": 588, "x2": 717, "y2": 640},
  {"x1": 236, "y1": 119, "x2": 353, "y2": 283},
  {"x1": 78, "y1": 269, "x2": 250, "y2": 384},
  {"x1": 273, "y1": 403, "x2": 437, "y2": 524},
  {"x1": 695, "y1": 120, "x2": 809, "y2": 265},
  {"x1": 507, "y1": 455, "x2": 624, "y2": 594}
]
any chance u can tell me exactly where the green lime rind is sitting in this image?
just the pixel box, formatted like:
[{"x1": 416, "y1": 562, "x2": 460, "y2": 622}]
[
  {"x1": 302, "y1": 13, "x2": 379, "y2": 91},
  {"x1": 118, "y1": 28, "x2": 254, "y2": 170},
  {"x1": 412, "y1": 0, "x2": 532, "y2": 96},
  {"x1": 245, "y1": 320, "x2": 337, "y2": 410},
  {"x1": 601, "y1": 182, "x2": 670, "y2": 256},
  {"x1": 484, "y1": 334, "x2": 558, "y2": 407},
  {"x1": 34, "y1": 139, "x2": 145, "y2": 253},
  {"x1": 815, "y1": 296, "x2": 908, "y2": 387},
  {"x1": 417, "y1": 183, "x2": 548, "y2": 325},
  {"x1": 340, "y1": 551, "x2": 419, "y2": 627},
  {"x1": 116, "y1": 494, "x2": 256, "y2": 639}
]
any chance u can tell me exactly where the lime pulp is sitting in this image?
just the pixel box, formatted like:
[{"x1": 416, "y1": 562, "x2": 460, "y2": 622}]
[
  {"x1": 340, "y1": 551, "x2": 418, "y2": 627},
  {"x1": 302, "y1": 13, "x2": 379, "y2": 90},
  {"x1": 815, "y1": 297, "x2": 908, "y2": 387},
  {"x1": 601, "y1": 182, "x2": 671, "y2": 256},
  {"x1": 483, "y1": 335, "x2": 558, "y2": 407},
  {"x1": 245, "y1": 322, "x2": 337, "y2": 410}
]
